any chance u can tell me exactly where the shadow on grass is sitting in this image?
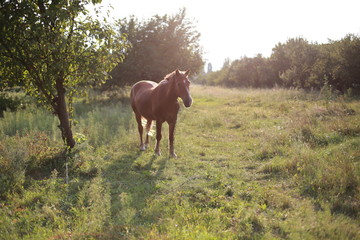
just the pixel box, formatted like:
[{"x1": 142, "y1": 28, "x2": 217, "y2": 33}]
[{"x1": 103, "y1": 150, "x2": 168, "y2": 237}]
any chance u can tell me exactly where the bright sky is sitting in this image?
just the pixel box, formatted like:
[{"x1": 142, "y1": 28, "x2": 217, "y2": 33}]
[{"x1": 97, "y1": 0, "x2": 360, "y2": 71}]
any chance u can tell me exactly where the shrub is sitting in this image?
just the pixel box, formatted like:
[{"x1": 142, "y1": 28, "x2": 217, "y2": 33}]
[
  {"x1": 0, "y1": 132, "x2": 63, "y2": 199},
  {"x1": 0, "y1": 91, "x2": 23, "y2": 117},
  {"x1": 0, "y1": 134, "x2": 27, "y2": 199}
]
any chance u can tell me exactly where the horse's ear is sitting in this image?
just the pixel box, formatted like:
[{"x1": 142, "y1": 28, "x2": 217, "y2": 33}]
[
  {"x1": 175, "y1": 69, "x2": 181, "y2": 77},
  {"x1": 185, "y1": 69, "x2": 190, "y2": 76}
]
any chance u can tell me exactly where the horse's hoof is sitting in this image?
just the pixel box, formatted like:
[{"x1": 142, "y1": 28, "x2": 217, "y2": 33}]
[
  {"x1": 170, "y1": 152, "x2": 177, "y2": 158},
  {"x1": 140, "y1": 145, "x2": 146, "y2": 151},
  {"x1": 155, "y1": 151, "x2": 161, "y2": 156}
]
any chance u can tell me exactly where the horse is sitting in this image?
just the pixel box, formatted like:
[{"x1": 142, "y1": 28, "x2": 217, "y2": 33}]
[{"x1": 130, "y1": 69, "x2": 192, "y2": 157}]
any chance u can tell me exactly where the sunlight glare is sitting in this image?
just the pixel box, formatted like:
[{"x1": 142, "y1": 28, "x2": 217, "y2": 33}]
[{"x1": 100, "y1": 0, "x2": 360, "y2": 70}]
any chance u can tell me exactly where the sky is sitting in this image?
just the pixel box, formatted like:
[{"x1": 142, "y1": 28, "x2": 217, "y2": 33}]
[{"x1": 96, "y1": 0, "x2": 360, "y2": 71}]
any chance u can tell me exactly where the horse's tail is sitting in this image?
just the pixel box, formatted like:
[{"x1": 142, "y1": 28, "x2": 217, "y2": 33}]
[{"x1": 141, "y1": 117, "x2": 155, "y2": 136}]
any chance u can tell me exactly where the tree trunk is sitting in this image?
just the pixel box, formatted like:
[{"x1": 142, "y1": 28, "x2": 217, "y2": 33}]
[{"x1": 55, "y1": 81, "x2": 75, "y2": 148}]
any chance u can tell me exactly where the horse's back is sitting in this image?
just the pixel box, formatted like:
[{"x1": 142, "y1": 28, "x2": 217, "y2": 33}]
[
  {"x1": 131, "y1": 80, "x2": 157, "y2": 94},
  {"x1": 130, "y1": 81, "x2": 158, "y2": 117}
]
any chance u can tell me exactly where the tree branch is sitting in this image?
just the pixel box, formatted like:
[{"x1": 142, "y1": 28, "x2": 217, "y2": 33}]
[{"x1": 37, "y1": 0, "x2": 46, "y2": 14}]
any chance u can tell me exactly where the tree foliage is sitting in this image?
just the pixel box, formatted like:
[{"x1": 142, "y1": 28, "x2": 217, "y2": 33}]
[
  {"x1": 226, "y1": 54, "x2": 276, "y2": 88},
  {"x1": 0, "y1": 0, "x2": 127, "y2": 147},
  {"x1": 275, "y1": 38, "x2": 319, "y2": 88},
  {"x1": 197, "y1": 35, "x2": 360, "y2": 93},
  {"x1": 108, "y1": 8, "x2": 204, "y2": 87}
]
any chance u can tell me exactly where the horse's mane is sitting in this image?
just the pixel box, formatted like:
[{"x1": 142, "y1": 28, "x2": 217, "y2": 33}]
[
  {"x1": 157, "y1": 70, "x2": 177, "y2": 86},
  {"x1": 164, "y1": 70, "x2": 177, "y2": 81}
]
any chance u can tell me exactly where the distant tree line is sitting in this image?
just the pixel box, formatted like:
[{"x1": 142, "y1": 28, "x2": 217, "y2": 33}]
[
  {"x1": 105, "y1": 8, "x2": 204, "y2": 88},
  {"x1": 196, "y1": 35, "x2": 360, "y2": 93}
]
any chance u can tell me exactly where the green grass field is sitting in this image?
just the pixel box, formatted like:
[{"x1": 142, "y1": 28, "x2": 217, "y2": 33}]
[{"x1": 0, "y1": 85, "x2": 359, "y2": 239}]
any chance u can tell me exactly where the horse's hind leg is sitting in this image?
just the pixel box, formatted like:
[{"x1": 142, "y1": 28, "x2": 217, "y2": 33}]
[
  {"x1": 144, "y1": 119, "x2": 152, "y2": 149},
  {"x1": 135, "y1": 113, "x2": 145, "y2": 151}
]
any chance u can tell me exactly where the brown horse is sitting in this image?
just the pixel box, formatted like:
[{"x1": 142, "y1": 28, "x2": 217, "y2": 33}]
[{"x1": 130, "y1": 69, "x2": 192, "y2": 157}]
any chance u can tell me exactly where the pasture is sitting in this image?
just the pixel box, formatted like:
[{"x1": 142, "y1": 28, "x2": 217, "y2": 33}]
[{"x1": 0, "y1": 85, "x2": 359, "y2": 239}]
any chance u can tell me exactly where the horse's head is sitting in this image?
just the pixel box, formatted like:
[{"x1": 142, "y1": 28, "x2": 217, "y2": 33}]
[{"x1": 173, "y1": 69, "x2": 193, "y2": 108}]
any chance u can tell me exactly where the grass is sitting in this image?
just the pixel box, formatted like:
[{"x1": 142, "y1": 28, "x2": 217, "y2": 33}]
[{"x1": 0, "y1": 85, "x2": 359, "y2": 239}]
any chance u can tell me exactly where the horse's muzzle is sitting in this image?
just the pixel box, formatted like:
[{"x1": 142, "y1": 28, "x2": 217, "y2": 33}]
[{"x1": 183, "y1": 97, "x2": 193, "y2": 108}]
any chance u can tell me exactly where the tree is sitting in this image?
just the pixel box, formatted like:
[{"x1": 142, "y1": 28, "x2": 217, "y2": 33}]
[
  {"x1": 329, "y1": 34, "x2": 360, "y2": 92},
  {"x1": 222, "y1": 54, "x2": 276, "y2": 88},
  {"x1": 108, "y1": 8, "x2": 204, "y2": 87},
  {"x1": 0, "y1": 0, "x2": 127, "y2": 148},
  {"x1": 271, "y1": 38, "x2": 319, "y2": 88},
  {"x1": 207, "y1": 63, "x2": 213, "y2": 73}
]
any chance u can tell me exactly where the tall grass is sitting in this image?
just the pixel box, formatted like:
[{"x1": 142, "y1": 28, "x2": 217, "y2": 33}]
[
  {"x1": 75, "y1": 103, "x2": 133, "y2": 148},
  {"x1": 0, "y1": 108, "x2": 60, "y2": 140}
]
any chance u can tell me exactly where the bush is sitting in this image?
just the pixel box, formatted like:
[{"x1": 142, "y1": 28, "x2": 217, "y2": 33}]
[
  {"x1": 0, "y1": 91, "x2": 23, "y2": 117},
  {"x1": 0, "y1": 132, "x2": 63, "y2": 199},
  {"x1": 0, "y1": 134, "x2": 27, "y2": 199}
]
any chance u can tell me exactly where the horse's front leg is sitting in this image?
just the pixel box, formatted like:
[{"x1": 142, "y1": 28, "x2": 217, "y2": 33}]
[
  {"x1": 168, "y1": 120, "x2": 177, "y2": 158},
  {"x1": 154, "y1": 120, "x2": 163, "y2": 156}
]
